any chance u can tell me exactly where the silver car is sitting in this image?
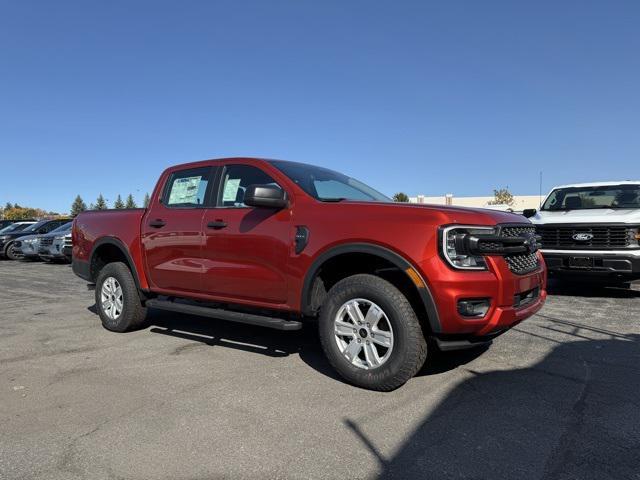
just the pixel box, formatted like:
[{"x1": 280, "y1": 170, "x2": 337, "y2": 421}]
[
  {"x1": 15, "y1": 235, "x2": 41, "y2": 259},
  {"x1": 38, "y1": 222, "x2": 73, "y2": 262}
]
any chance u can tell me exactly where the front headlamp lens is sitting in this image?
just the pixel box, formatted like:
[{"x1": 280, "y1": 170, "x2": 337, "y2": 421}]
[{"x1": 443, "y1": 226, "x2": 495, "y2": 270}]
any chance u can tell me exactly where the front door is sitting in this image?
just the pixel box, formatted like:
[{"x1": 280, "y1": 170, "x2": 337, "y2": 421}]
[
  {"x1": 141, "y1": 166, "x2": 214, "y2": 294},
  {"x1": 201, "y1": 163, "x2": 290, "y2": 305}
]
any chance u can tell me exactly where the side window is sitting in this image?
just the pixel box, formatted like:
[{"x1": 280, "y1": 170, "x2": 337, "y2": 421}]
[
  {"x1": 163, "y1": 167, "x2": 211, "y2": 208},
  {"x1": 219, "y1": 165, "x2": 282, "y2": 207}
]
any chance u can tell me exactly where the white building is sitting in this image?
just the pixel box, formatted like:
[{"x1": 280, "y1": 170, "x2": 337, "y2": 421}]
[{"x1": 409, "y1": 194, "x2": 541, "y2": 211}]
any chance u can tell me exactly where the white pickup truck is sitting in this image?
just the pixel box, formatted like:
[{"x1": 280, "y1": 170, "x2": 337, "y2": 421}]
[{"x1": 526, "y1": 181, "x2": 640, "y2": 284}]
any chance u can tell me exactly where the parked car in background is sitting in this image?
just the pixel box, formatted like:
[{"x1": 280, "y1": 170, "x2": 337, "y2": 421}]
[
  {"x1": 528, "y1": 181, "x2": 640, "y2": 284},
  {"x1": 15, "y1": 234, "x2": 42, "y2": 260},
  {"x1": 1, "y1": 218, "x2": 71, "y2": 260},
  {"x1": 0, "y1": 219, "x2": 36, "y2": 230},
  {"x1": 62, "y1": 233, "x2": 72, "y2": 260},
  {"x1": 0, "y1": 221, "x2": 36, "y2": 234},
  {"x1": 38, "y1": 222, "x2": 73, "y2": 262},
  {"x1": 72, "y1": 157, "x2": 546, "y2": 391}
]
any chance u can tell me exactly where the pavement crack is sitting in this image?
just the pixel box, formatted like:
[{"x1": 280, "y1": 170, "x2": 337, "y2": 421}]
[{"x1": 539, "y1": 358, "x2": 592, "y2": 480}]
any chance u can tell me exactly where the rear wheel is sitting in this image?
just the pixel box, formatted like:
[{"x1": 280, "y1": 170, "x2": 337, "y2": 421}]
[
  {"x1": 95, "y1": 262, "x2": 147, "y2": 332},
  {"x1": 318, "y1": 274, "x2": 428, "y2": 391}
]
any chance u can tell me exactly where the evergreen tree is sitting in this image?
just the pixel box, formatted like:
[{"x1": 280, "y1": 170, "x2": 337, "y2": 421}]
[
  {"x1": 125, "y1": 193, "x2": 137, "y2": 209},
  {"x1": 4, "y1": 202, "x2": 13, "y2": 211},
  {"x1": 70, "y1": 195, "x2": 87, "y2": 216},
  {"x1": 143, "y1": 192, "x2": 151, "y2": 208},
  {"x1": 95, "y1": 194, "x2": 108, "y2": 210},
  {"x1": 114, "y1": 194, "x2": 125, "y2": 209}
]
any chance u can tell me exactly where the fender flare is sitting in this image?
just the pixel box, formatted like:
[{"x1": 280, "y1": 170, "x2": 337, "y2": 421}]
[
  {"x1": 89, "y1": 237, "x2": 143, "y2": 291},
  {"x1": 301, "y1": 243, "x2": 441, "y2": 333}
]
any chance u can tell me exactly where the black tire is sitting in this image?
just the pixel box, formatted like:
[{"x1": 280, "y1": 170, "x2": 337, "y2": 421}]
[
  {"x1": 318, "y1": 274, "x2": 428, "y2": 391},
  {"x1": 5, "y1": 242, "x2": 22, "y2": 261},
  {"x1": 95, "y1": 262, "x2": 147, "y2": 332}
]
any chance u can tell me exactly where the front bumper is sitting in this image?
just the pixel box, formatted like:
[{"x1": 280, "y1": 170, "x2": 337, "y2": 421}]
[
  {"x1": 541, "y1": 249, "x2": 640, "y2": 278},
  {"x1": 18, "y1": 241, "x2": 40, "y2": 258},
  {"x1": 39, "y1": 238, "x2": 69, "y2": 260},
  {"x1": 420, "y1": 252, "x2": 547, "y2": 343}
]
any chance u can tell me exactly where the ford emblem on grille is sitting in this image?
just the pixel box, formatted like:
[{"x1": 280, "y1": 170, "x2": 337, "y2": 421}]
[{"x1": 572, "y1": 233, "x2": 593, "y2": 241}]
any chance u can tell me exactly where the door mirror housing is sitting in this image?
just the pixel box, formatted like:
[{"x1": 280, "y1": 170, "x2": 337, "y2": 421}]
[
  {"x1": 243, "y1": 184, "x2": 287, "y2": 209},
  {"x1": 522, "y1": 208, "x2": 537, "y2": 218}
]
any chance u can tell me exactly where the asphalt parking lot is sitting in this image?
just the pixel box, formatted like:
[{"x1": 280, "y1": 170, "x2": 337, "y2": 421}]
[{"x1": 1, "y1": 261, "x2": 639, "y2": 480}]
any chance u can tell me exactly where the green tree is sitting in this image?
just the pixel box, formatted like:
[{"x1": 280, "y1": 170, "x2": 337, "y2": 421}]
[
  {"x1": 488, "y1": 187, "x2": 514, "y2": 206},
  {"x1": 143, "y1": 192, "x2": 150, "y2": 208},
  {"x1": 95, "y1": 194, "x2": 108, "y2": 210},
  {"x1": 4, "y1": 207, "x2": 39, "y2": 220},
  {"x1": 70, "y1": 195, "x2": 87, "y2": 217},
  {"x1": 392, "y1": 192, "x2": 410, "y2": 203},
  {"x1": 4, "y1": 202, "x2": 13, "y2": 211},
  {"x1": 114, "y1": 194, "x2": 125, "y2": 209},
  {"x1": 125, "y1": 193, "x2": 137, "y2": 209}
]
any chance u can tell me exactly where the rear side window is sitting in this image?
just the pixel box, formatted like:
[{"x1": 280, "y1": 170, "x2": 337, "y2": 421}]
[
  {"x1": 163, "y1": 167, "x2": 212, "y2": 208},
  {"x1": 218, "y1": 165, "x2": 282, "y2": 207}
]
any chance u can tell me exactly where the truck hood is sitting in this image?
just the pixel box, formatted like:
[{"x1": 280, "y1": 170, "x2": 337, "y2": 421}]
[
  {"x1": 530, "y1": 208, "x2": 640, "y2": 225},
  {"x1": 341, "y1": 201, "x2": 529, "y2": 226}
]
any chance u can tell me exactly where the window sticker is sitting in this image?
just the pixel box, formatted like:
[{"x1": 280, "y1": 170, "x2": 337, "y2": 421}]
[
  {"x1": 168, "y1": 176, "x2": 202, "y2": 204},
  {"x1": 223, "y1": 178, "x2": 241, "y2": 203}
]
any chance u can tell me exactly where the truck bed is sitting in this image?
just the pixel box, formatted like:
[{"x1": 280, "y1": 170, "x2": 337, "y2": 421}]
[{"x1": 72, "y1": 208, "x2": 148, "y2": 287}]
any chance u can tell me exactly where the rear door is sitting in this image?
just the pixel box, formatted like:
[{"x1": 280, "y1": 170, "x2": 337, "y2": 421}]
[
  {"x1": 141, "y1": 166, "x2": 216, "y2": 294},
  {"x1": 201, "y1": 162, "x2": 291, "y2": 304}
]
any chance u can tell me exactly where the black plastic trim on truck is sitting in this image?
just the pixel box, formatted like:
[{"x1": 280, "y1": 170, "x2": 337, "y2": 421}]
[{"x1": 301, "y1": 243, "x2": 442, "y2": 333}]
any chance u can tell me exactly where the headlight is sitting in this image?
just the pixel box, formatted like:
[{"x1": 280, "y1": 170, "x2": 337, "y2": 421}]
[
  {"x1": 441, "y1": 226, "x2": 496, "y2": 270},
  {"x1": 24, "y1": 238, "x2": 37, "y2": 244}
]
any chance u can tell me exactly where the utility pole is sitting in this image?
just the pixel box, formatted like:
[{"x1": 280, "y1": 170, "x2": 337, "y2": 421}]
[{"x1": 539, "y1": 171, "x2": 543, "y2": 208}]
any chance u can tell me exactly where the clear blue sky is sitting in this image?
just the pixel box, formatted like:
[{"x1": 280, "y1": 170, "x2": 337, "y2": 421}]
[{"x1": 1, "y1": 1, "x2": 639, "y2": 213}]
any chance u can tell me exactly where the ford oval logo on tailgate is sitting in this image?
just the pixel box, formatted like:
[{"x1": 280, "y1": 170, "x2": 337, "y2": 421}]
[{"x1": 572, "y1": 233, "x2": 594, "y2": 241}]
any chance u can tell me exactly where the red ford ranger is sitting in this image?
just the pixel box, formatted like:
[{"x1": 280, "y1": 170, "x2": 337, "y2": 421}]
[{"x1": 72, "y1": 158, "x2": 547, "y2": 390}]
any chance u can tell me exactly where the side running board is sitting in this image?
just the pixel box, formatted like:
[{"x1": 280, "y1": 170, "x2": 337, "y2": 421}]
[{"x1": 145, "y1": 299, "x2": 303, "y2": 331}]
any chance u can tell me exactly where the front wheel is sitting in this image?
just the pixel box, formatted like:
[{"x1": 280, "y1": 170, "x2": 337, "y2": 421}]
[
  {"x1": 95, "y1": 262, "x2": 147, "y2": 332},
  {"x1": 5, "y1": 242, "x2": 23, "y2": 261},
  {"x1": 318, "y1": 274, "x2": 428, "y2": 391}
]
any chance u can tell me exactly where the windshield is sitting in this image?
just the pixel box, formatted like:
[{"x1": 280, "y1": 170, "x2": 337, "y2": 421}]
[
  {"x1": 50, "y1": 222, "x2": 72, "y2": 234},
  {"x1": 23, "y1": 220, "x2": 48, "y2": 233},
  {"x1": 542, "y1": 185, "x2": 640, "y2": 211},
  {"x1": 0, "y1": 223, "x2": 33, "y2": 234},
  {"x1": 269, "y1": 160, "x2": 391, "y2": 202}
]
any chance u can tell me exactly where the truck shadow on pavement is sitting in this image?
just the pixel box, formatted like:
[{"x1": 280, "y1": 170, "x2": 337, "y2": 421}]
[
  {"x1": 140, "y1": 307, "x2": 487, "y2": 385},
  {"x1": 346, "y1": 334, "x2": 640, "y2": 480}
]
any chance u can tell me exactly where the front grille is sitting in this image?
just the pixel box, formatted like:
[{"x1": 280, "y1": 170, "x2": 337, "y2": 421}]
[
  {"x1": 500, "y1": 225, "x2": 537, "y2": 238},
  {"x1": 500, "y1": 224, "x2": 540, "y2": 275},
  {"x1": 505, "y1": 251, "x2": 540, "y2": 275},
  {"x1": 536, "y1": 225, "x2": 635, "y2": 249},
  {"x1": 64, "y1": 236, "x2": 72, "y2": 247},
  {"x1": 39, "y1": 237, "x2": 54, "y2": 247}
]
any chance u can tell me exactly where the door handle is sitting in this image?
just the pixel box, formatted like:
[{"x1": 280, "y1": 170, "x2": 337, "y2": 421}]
[
  {"x1": 207, "y1": 220, "x2": 228, "y2": 230},
  {"x1": 149, "y1": 219, "x2": 166, "y2": 228}
]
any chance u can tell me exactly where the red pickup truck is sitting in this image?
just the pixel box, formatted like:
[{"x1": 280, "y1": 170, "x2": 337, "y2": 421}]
[{"x1": 72, "y1": 158, "x2": 546, "y2": 390}]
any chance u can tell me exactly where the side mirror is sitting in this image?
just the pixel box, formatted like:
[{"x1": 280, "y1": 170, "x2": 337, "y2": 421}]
[
  {"x1": 244, "y1": 184, "x2": 287, "y2": 209},
  {"x1": 522, "y1": 208, "x2": 537, "y2": 218}
]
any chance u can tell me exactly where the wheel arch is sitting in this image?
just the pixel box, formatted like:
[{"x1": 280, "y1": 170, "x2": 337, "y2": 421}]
[
  {"x1": 301, "y1": 243, "x2": 441, "y2": 333},
  {"x1": 89, "y1": 237, "x2": 143, "y2": 291}
]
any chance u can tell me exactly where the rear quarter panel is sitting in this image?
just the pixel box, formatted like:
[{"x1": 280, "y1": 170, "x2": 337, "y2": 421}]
[{"x1": 73, "y1": 209, "x2": 149, "y2": 289}]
